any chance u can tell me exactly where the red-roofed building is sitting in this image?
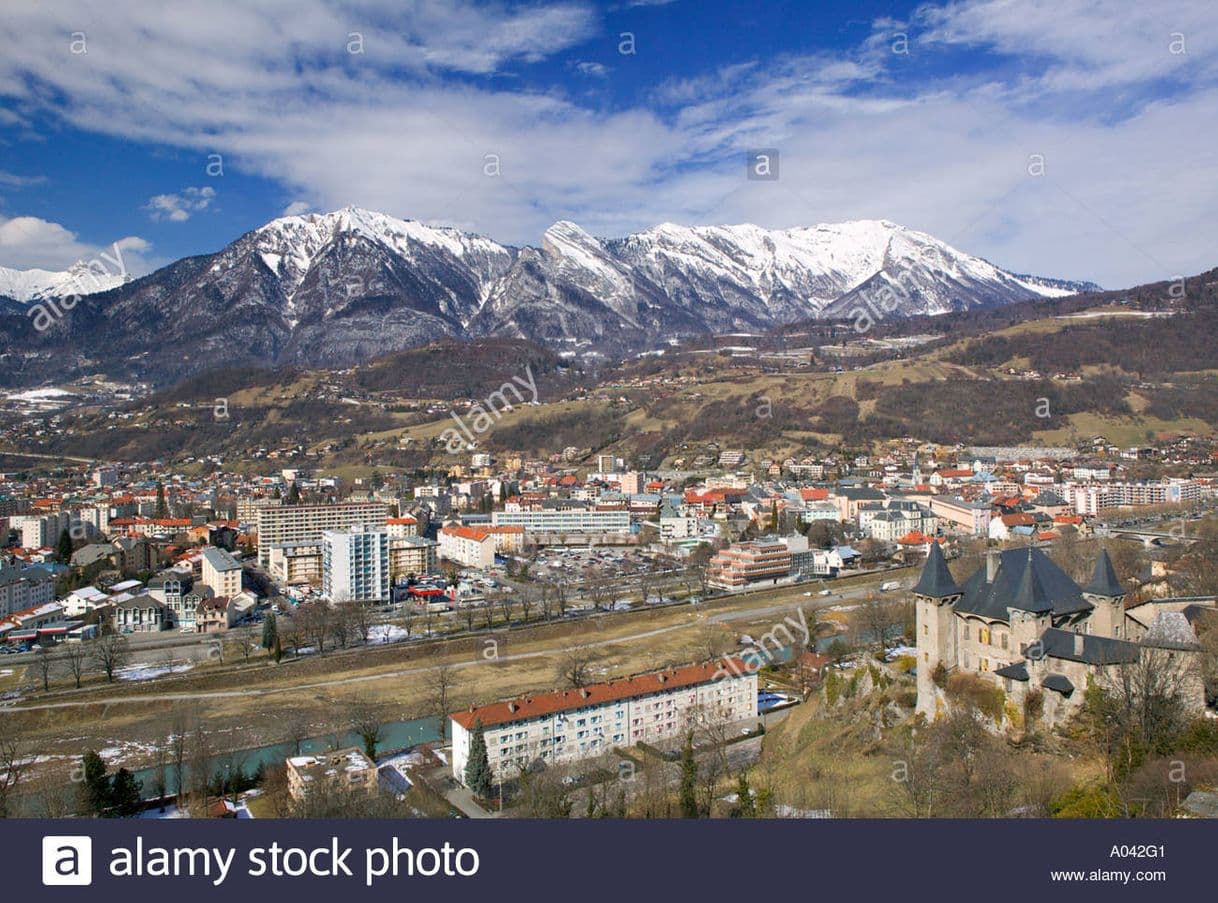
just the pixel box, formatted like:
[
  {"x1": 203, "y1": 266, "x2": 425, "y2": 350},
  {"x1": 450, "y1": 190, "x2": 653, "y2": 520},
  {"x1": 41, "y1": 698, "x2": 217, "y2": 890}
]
[
  {"x1": 438, "y1": 525, "x2": 495, "y2": 569},
  {"x1": 450, "y1": 658, "x2": 759, "y2": 784}
]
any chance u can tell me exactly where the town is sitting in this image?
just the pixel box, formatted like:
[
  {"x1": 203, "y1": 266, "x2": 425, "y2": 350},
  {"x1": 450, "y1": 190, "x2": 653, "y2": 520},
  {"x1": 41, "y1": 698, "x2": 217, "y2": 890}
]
[{"x1": 2, "y1": 428, "x2": 1217, "y2": 820}]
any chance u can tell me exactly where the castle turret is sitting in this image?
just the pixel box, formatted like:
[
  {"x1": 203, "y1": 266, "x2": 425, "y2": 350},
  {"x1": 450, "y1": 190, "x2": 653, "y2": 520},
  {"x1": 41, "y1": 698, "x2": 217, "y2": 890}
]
[
  {"x1": 1082, "y1": 547, "x2": 1126, "y2": 638},
  {"x1": 913, "y1": 542, "x2": 962, "y2": 717}
]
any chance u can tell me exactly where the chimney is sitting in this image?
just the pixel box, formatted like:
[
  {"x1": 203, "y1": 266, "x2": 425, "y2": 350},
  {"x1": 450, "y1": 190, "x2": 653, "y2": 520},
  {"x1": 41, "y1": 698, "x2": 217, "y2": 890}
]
[
  {"x1": 507, "y1": 702, "x2": 517, "y2": 713},
  {"x1": 1073, "y1": 632, "x2": 1084, "y2": 657},
  {"x1": 580, "y1": 688, "x2": 590, "y2": 698},
  {"x1": 986, "y1": 549, "x2": 1001, "y2": 584}
]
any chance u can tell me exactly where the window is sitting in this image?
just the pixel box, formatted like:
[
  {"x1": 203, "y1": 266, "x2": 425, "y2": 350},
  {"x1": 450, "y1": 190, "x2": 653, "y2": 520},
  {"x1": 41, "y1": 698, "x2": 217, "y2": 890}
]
[
  {"x1": 962, "y1": 624, "x2": 970, "y2": 640},
  {"x1": 1000, "y1": 633, "x2": 1008, "y2": 650}
]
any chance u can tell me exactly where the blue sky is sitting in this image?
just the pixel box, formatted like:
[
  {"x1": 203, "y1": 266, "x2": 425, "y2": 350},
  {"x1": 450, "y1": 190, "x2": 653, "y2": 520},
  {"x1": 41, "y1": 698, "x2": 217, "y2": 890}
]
[{"x1": 1, "y1": 0, "x2": 1216, "y2": 288}]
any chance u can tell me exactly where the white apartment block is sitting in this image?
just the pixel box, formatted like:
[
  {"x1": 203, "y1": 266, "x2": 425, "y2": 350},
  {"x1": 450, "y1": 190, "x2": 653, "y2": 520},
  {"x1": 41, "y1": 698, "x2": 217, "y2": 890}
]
[
  {"x1": 929, "y1": 496, "x2": 992, "y2": 535},
  {"x1": 0, "y1": 567, "x2": 56, "y2": 617},
  {"x1": 1067, "y1": 479, "x2": 1203, "y2": 516},
  {"x1": 322, "y1": 526, "x2": 391, "y2": 603},
  {"x1": 450, "y1": 659, "x2": 758, "y2": 785},
  {"x1": 490, "y1": 508, "x2": 631, "y2": 534},
  {"x1": 13, "y1": 512, "x2": 68, "y2": 549},
  {"x1": 256, "y1": 501, "x2": 389, "y2": 566},
  {"x1": 438, "y1": 526, "x2": 496, "y2": 569},
  {"x1": 200, "y1": 546, "x2": 242, "y2": 597}
]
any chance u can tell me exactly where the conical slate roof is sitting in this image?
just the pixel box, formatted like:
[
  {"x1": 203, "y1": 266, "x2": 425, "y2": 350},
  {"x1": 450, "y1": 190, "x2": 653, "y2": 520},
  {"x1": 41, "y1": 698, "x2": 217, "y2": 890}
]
[
  {"x1": 1083, "y1": 548, "x2": 1125, "y2": 598},
  {"x1": 912, "y1": 541, "x2": 960, "y2": 598},
  {"x1": 1010, "y1": 548, "x2": 1054, "y2": 614}
]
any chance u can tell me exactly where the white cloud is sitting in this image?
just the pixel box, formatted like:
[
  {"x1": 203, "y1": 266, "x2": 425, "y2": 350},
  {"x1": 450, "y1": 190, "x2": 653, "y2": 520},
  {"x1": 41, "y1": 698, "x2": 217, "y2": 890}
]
[
  {"x1": 281, "y1": 200, "x2": 314, "y2": 217},
  {"x1": 0, "y1": 0, "x2": 1214, "y2": 288},
  {"x1": 0, "y1": 170, "x2": 46, "y2": 188},
  {"x1": 573, "y1": 60, "x2": 610, "y2": 78},
  {"x1": 0, "y1": 214, "x2": 154, "y2": 273},
  {"x1": 144, "y1": 186, "x2": 216, "y2": 222}
]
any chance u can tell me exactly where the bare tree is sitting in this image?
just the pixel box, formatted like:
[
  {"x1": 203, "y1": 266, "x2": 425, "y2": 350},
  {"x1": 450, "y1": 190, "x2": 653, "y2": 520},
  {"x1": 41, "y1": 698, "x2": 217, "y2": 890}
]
[
  {"x1": 690, "y1": 623, "x2": 732, "y2": 663},
  {"x1": 169, "y1": 707, "x2": 198, "y2": 807},
  {"x1": 91, "y1": 633, "x2": 131, "y2": 682},
  {"x1": 852, "y1": 595, "x2": 899, "y2": 659},
  {"x1": 32, "y1": 647, "x2": 54, "y2": 691},
  {"x1": 343, "y1": 600, "x2": 374, "y2": 645},
  {"x1": 350, "y1": 700, "x2": 385, "y2": 761},
  {"x1": 0, "y1": 737, "x2": 27, "y2": 818},
  {"x1": 296, "y1": 601, "x2": 330, "y2": 653},
  {"x1": 21, "y1": 767, "x2": 78, "y2": 818},
  {"x1": 519, "y1": 588, "x2": 535, "y2": 623},
  {"x1": 557, "y1": 643, "x2": 599, "y2": 689},
  {"x1": 584, "y1": 570, "x2": 612, "y2": 611},
  {"x1": 426, "y1": 661, "x2": 458, "y2": 740},
  {"x1": 63, "y1": 642, "x2": 89, "y2": 688}
]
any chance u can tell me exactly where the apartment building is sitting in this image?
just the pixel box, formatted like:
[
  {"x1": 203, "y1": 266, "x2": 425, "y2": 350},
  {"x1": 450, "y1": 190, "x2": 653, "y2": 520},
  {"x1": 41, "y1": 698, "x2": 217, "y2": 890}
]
[
  {"x1": 438, "y1": 526, "x2": 496, "y2": 569},
  {"x1": 0, "y1": 566, "x2": 56, "y2": 617},
  {"x1": 450, "y1": 658, "x2": 758, "y2": 784},
  {"x1": 322, "y1": 526, "x2": 391, "y2": 603},
  {"x1": 256, "y1": 501, "x2": 389, "y2": 566},
  {"x1": 929, "y1": 496, "x2": 993, "y2": 535},
  {"x1": 385, "y1": 515, "x2": 419, "y2": 537},
  {"x1": 490, "y1": 507, "x2": 631, "y2": 534},
  {"x1": 389, "y1": 535, "x2": 438, "y2": 579},
  {"x1": 706, "y1": 540, "x2": 792, "y2": 589},
  {"x1": 267, "y1": 541, "x2": 323, "y2": 586},
  {"x1": 200, "y1": 546, "x2": 242, "y2": 597},
  {"x1": 12, "y1": 512, "x2": 68, "y2": 549},
  {"x1": 1067, "y1": 479, "x2": 1204, "y2": 516}
]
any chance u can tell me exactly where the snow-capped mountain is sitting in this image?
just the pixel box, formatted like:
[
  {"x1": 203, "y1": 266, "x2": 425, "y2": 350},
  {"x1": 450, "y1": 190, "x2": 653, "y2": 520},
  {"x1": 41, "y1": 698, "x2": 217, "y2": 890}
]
[
  {"x1": 0, "y1": 207, "x2": 1099, "y2": 386},
  {"x1": 0, "y1": 262, "x2": 130, "y2": 303}
]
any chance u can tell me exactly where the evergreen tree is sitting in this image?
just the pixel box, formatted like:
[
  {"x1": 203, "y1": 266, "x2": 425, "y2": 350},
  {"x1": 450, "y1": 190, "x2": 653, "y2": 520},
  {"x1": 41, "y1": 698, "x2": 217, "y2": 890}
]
[
  {"x1": 109, "y1": 768, "x2": 144, "y2": 817},
  {"x1": 286, "y1": 482, "x2": 301, "y2": 505},
  {"x1": 732, "y1": 773, "x2": 756, "y2": 818},
  {"x1": 464, "y1": 719, "x2": 493, "y2": 800},
  {"x1": 80, "y1": 750, "x2": 112, "y2": 816},
  {"x1": 678, "y1": 734, "x2": 699, "y2": 818},
  {"x1": 261, "y1": 612, "x2": 278, "y2": 651},
  {"x1": 155, "y1": 481, "x2": 167, "y2": 519},
  {"x1": 55, "y1": 527, "x2": 74, "y2": 563}
]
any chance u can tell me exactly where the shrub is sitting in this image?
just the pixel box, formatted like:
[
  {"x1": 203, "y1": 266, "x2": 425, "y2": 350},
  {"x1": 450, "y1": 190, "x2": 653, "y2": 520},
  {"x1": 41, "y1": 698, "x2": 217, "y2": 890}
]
[{"x1": 945, "y1": 672, "x2": 1005, "y2": 723}]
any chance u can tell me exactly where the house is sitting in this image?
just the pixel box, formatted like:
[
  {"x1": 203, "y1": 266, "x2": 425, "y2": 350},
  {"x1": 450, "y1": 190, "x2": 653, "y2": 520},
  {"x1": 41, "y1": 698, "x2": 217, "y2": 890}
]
[
  {"x1": 196, "y1": 596, "x2": 232, "y2": 633},
  {"x1": 914, "y1": 544, "x2": 1210, "y2": 727},
  {"x1": 286, "y1": 747, "x2": 378, "y2": 801},
  {"x1": 112, "y1": 593, "x2": 170, "y2": 633}
]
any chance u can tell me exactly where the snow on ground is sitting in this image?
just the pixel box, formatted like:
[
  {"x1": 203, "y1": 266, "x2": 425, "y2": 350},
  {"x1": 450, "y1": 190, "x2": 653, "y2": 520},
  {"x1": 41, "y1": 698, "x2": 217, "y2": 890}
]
[
  {"x1": 5, "y1": 387, "x2": 74, "y2": 401},
  {"x1": 885, "y1": 645, "x2": 917, "y2": 660},
  {"x1": 117, "y1": 662, "x2": 194, "y2": 681},
  {"x1": 367, "y1": 624, "x2": 410, "y2": 645}
]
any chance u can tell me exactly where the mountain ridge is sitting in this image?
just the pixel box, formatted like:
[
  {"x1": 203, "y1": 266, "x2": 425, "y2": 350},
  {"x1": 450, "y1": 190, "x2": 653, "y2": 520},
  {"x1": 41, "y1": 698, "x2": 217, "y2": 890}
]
[{"x1": 0, "y1": 207, "x2": 1101, "y2": 387}]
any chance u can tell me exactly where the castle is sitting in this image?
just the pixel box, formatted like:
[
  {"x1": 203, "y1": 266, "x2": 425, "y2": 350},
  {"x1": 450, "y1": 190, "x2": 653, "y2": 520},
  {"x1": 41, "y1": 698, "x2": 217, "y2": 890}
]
[{"x1": 913, "y1": 543, "x2": 1212, "y2": 725}]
